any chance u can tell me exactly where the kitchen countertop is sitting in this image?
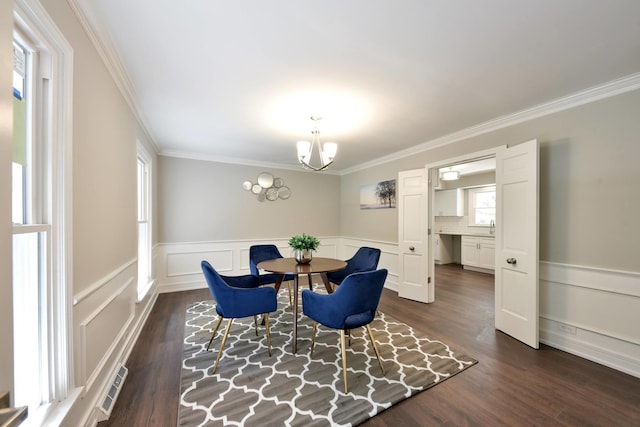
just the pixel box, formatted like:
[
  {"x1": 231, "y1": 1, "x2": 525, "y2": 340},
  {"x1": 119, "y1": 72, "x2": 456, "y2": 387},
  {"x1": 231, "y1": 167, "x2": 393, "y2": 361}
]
[{"x1": 436, "y1": 232, "x2": 495, "y2": 237}]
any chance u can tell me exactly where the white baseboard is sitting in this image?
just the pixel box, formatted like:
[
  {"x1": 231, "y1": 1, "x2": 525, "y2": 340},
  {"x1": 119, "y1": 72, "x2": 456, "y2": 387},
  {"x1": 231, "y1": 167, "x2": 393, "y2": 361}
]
[
  {"x1": 158, "y1": 279, "x2": 207, "y2": 294},
  {"x1": 462, "y1": 265, "x2": 495, "y2": 275},
  {"x1": 541, "y1": 320, "x2": 640, "y2": 378}
]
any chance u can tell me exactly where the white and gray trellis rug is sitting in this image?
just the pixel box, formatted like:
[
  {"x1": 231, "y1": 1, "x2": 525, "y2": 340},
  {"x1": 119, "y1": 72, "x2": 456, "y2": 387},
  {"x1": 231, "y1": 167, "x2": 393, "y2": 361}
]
[{"x1": 179, "y1": 287, "x2": 477, "y2": 427}]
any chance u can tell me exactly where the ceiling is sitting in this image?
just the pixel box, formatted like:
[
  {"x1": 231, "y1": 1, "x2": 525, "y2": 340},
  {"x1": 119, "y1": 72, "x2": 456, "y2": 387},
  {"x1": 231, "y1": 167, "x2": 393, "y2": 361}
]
[{"x1": 75, "y1": 0, "x2": 640, "y2": 173}]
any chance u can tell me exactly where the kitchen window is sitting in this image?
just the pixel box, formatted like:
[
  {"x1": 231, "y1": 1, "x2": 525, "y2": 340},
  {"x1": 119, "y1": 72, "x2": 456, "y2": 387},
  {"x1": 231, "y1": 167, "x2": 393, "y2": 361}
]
[{"x1": 468, "y1": 186, "x2": 496, "y2": 226}]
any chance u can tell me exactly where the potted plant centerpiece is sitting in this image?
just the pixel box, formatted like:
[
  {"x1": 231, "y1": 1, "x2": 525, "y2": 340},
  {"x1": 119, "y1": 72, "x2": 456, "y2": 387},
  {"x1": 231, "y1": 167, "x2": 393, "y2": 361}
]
[{"x1": 288, "y1": 233, "x2": 320, "y2": 264}]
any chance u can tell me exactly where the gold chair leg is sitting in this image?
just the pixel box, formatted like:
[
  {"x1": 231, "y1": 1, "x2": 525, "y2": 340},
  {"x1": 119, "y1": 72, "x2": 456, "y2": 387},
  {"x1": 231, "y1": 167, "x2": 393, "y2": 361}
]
[
  {"x1": 265, "y1": 313, "x2": 272, "y2": 356},
  {"x1": 212, "y1": 318, "x2": 233, "y2": 374},
  {"x1": 366, "y1": 324, "x2": 385, "y2": 374},
  {"x1": 310, "y1": 322, "x2": 317, "y2": 356},
  {"x1": 253, "y1": 315, "x2": 259, "y2": 336},
  {"x1": 340, "y1": 330, "x2": 348, "y2": 393},
  {"x1": 206, "y1": 316, "x2": 224, "y2": 351}
]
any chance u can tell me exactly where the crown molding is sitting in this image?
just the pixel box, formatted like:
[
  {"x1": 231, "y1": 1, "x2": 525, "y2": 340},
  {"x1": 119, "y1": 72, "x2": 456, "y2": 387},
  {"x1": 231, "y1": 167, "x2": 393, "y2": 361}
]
[
  {"x1": 340, "y1": 72, "x2": 640, "y2": 175},
  {"x1": 66, "y1": 0, "x2": 160, "y2": 154}
]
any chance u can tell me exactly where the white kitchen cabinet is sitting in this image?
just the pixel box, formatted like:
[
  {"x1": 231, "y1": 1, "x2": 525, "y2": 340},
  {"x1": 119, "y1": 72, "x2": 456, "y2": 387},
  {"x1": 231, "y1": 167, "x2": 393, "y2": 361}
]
[
  {"x1": 461, "y1": 236, "x2": 479, "y2": 266},
  {"x1": 434, "y1": 234, "x2": 453, "y2": 264},
  {"x1": 461, "y1": 235, "x2": 495, "y2": 271},
  {"x1": 434, "y1": 188, "x2": 464, "y2": 216}
]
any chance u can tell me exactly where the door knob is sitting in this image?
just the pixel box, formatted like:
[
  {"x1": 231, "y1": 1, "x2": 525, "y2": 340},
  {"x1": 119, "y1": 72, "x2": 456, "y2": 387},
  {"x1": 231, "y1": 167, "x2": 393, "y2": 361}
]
[
  {"x1": 506, "y1": 258, "x2": 517, "y2": 265},
  {"x1": 409, "y1": 246, "x2": 415, "y2": 251}
]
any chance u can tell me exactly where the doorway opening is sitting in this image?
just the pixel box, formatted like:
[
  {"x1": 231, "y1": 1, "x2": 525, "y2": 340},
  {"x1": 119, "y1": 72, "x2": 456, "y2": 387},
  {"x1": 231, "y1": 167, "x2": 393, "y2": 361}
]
[
  {"x1": 430, "y1": 156, "x2": 496, "y2": 293},
  {"x1": 424, "y1": 140, "x2": 540, "y2": 349}
]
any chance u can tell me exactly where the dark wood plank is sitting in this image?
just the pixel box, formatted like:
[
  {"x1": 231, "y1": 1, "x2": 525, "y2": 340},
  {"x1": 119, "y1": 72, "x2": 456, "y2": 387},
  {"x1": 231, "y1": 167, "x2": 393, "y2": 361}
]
[
  {"x1": 99, "y1": 265, "x2": 640, "y2": 426},
  {"x1": 98, "y1": 288, "x2": 209, "y2": 427}
]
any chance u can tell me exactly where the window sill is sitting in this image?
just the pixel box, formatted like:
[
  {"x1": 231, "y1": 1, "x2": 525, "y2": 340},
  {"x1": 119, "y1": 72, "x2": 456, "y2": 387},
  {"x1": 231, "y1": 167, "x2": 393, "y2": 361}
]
[{"x1": 20, "y1": 387, "x2": 82, "y2": 427}]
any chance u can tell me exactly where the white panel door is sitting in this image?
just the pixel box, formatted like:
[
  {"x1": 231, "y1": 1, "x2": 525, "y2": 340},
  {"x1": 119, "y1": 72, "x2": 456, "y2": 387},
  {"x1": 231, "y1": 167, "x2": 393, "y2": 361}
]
[
  {"x1": 495, "y1": 139, "x2": 539, "y2": 348},
  {"x1": 398, "y1": 169, "x2": 430, "y2": 303}
]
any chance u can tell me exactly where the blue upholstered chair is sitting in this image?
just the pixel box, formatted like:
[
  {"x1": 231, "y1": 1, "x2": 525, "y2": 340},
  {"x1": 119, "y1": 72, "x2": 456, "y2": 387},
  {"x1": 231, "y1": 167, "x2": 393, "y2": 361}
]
[
  {"x1": 201, "y1": 260, "x2": 277, "y2": 374},
  {"x1": 326, "y1": 247, "x2": 381, "y2": 288},
  {"x1": 249, "y1": 244, "x2": 295, "y2": 302},
  {"x1": 302, "y1": 268, "x2": 388, "y2": 393}
]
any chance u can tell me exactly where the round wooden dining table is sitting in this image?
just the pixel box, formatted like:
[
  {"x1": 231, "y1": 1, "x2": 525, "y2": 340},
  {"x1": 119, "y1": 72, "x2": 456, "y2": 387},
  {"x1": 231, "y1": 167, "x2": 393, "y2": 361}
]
[{"x1": 257, "y1": 257, "x2": 347, "y2": 353}]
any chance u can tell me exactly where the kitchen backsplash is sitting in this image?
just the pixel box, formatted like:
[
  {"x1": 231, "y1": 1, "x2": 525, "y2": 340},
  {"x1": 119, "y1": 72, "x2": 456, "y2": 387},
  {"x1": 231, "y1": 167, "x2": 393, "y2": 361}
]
[{"x1": 434, "y1": 216, "x2": 493, "y2": 236}]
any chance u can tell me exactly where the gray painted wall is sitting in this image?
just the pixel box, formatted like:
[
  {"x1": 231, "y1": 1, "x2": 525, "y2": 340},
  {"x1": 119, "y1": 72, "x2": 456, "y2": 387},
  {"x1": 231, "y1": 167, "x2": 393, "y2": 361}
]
[
  {"x1": 158, "y1": 157, "x2": 341, "y2": 242},
  {"x1": 340, "y1": 89, "x2": 640, "y2": 272},
  {"x1": 41, "y1": 0, "x2": 159, "y2": 290}
]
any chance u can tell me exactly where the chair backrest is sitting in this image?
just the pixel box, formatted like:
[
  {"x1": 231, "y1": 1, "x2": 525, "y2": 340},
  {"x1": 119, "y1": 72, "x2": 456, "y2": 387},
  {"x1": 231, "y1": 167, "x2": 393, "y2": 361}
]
[
  {"x1": 249, "y1": 244, "x2": 284, "y2": 276},
  {"x1": 201, "y1": 260, "x2": 235, "y2": 306},
  {"x1": 330, "y1": 268, "x2": 388, "y2": 329},
  {"x1": 327, "y1": 246, "x2": 381, "y2": 285},
  {"x1": 347, "y1": 247, "x2": 381, "y2": 273},
  {"x1": 201, "y1": 260, "x2": 275, "y2": 320}
]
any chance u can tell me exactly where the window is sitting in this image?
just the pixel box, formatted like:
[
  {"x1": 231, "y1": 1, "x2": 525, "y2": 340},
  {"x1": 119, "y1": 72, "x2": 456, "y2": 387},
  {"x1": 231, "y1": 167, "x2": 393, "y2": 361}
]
[
  {"x1": 137, "y1": 142, "x2": 153, "y2": 300},
  {"x1": 468, "y1": 186, "x2": 496, "y2": 226},
  {"x1": 12, "y1": 31, "x2": 53, "y2": 414},
  {"x1": 12, "y1": 1, "x2": 73, "y2": 421}
]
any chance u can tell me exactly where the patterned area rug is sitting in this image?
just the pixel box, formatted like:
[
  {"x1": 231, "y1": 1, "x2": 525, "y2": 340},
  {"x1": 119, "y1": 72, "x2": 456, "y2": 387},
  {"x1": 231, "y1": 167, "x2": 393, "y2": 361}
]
[{"x1": 179, "y1": 288, "x2": 477, "y2": 427}]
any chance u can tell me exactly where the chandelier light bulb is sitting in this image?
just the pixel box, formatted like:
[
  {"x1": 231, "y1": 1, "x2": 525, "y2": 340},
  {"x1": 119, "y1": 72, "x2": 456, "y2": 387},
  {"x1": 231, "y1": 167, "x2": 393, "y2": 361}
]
[{"x1": 297, "y1": 116, "x2": 337, "y2": 172}]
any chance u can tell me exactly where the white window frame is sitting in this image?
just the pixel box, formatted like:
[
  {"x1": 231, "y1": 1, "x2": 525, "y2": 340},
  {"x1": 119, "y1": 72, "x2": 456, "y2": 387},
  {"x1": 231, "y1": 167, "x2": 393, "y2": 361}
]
[
  {"x1": 12, "y1": 0, "x2": 75, "y2": 423},
  {"x1": 136, "y1": 141, "x2": 153, "y2": 301},
  {"x1": 468, "y1": 185, "x2": 496, "y2": 227}
]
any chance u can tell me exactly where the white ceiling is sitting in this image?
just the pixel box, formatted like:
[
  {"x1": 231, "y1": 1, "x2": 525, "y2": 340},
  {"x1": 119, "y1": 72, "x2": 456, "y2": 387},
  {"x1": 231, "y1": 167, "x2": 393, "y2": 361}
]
[{"x1": 76, "y1": 0, "x2": 640, "y2": 173}]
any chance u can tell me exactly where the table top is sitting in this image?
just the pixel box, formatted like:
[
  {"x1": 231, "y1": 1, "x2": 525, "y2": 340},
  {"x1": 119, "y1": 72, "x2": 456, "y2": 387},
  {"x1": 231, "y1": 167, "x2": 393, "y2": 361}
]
[{"x1": 257, "y1": 257, "x2": 347, "y2": 275}]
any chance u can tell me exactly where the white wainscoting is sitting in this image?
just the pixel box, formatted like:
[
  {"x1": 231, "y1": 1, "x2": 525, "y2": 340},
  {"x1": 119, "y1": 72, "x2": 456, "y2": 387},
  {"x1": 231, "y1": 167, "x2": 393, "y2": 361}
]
[
  {"x1": 339, "y1": 237, "x2": 399, "y2": 292},
  {"x1": 539, "y1": 261, "x2": 640, "y2": 378},
  {"x1": 155, "y1": 240, "x2": 640, "y2": 378},
  {"x1": 156, "y1": 237, "x2": 398, "y2": 294},
  {"x1": 70, "y1": 246, "x2": 160, "y2": 427},
  {"x1": 74, "y1": 260, "x2": 136, "y2": 391}
]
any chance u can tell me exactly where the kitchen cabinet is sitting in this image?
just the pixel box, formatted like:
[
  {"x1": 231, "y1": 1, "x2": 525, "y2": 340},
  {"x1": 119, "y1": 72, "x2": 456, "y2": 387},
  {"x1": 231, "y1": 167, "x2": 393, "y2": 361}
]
[
  {"x1": 434, "y1": 188, "x2": 463, "y2": 216},
  {"x1": 461, "y1": 235, "x2": 495, "y2": 271},
  {"x1": 434, "y1": 234, "x2": 453, "y2": 264}
]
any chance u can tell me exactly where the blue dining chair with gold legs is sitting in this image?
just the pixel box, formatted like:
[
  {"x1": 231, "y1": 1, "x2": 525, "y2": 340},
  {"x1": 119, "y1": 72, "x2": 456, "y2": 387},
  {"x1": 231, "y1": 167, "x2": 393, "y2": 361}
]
[
  {"x1": 326, "y1": 247, "x2": 381, "y2": 289},
  {"x1": 302, "y1": 268, "x2": 388, "y2": 393},
  {"x1": 201, "y1": 260, "x2": 277, "y2": 374}
]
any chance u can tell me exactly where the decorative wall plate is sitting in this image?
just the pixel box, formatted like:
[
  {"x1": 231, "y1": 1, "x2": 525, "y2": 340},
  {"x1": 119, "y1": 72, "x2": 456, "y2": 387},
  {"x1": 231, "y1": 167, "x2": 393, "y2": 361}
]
[
  {"x1": 278, "y1": 186, "x2": 291, "y2": 200},
  {"x1": 266, "y1": 187, "x2": 278, "y2": 201},
  {"x1": 257, "y1": 172, "x2": 274, "y2": 189}
]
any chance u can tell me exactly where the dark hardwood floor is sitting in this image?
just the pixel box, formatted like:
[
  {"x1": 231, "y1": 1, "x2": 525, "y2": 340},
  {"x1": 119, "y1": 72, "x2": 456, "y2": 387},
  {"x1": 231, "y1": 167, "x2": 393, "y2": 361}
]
[{"x1": 99, "y1": 264, "x2": 640, "y2": 426}]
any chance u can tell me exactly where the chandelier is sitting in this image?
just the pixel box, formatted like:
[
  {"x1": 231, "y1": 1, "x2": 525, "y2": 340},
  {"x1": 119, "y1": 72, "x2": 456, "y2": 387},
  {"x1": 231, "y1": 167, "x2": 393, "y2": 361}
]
[{"x1": 296, "y1": 116, "x2": 337, "y2": 171}]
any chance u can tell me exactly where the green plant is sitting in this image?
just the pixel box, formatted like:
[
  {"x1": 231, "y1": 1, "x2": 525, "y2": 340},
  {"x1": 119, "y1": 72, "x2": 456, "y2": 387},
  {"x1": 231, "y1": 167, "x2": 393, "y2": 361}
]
[{"x1": 288, "y1": 233, "x2": 320, "y2": 251}]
